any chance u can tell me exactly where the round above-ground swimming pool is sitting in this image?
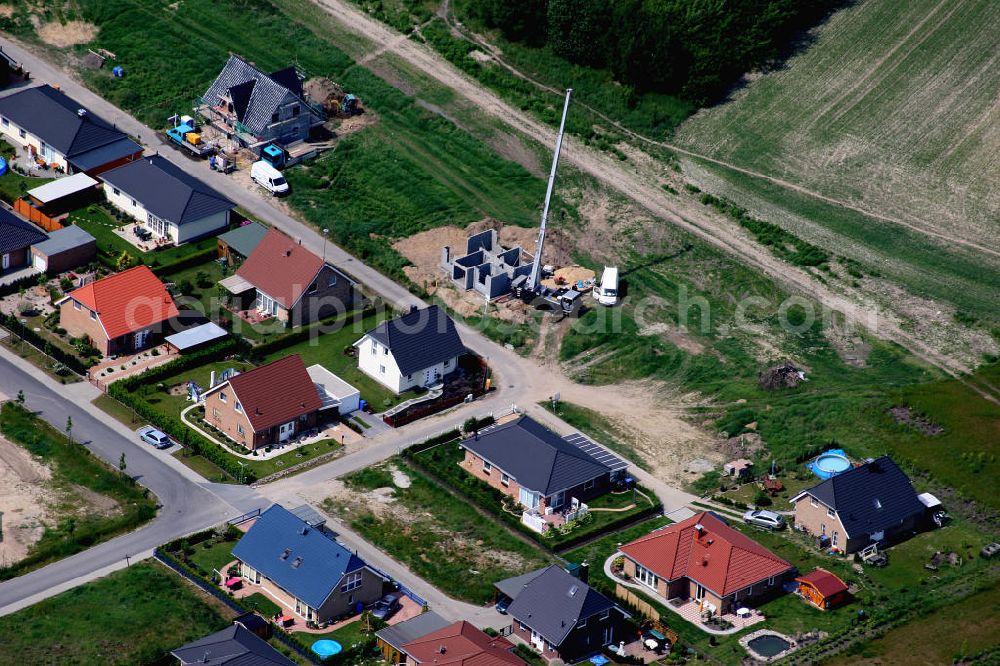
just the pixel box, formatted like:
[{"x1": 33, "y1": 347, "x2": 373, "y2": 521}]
[
  {"x1": 808, "y1": 449, "x2": 851, "y2": 480},
  {"x1": 747, "y1": 634, "x2": 792, "y2": 659},
  {"x1": 311, "y1": 640, "x2": 343, "y2": 658}
]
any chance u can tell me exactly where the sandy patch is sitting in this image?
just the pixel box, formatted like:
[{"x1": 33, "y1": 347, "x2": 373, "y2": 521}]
[
  {"x1": 0, "y1": 435, "x2": 55, "y2": 565},
  {"x1": 390, "y1": 467, "x2": 411, "y2": 489},
  {"x1": 0, "y1": 6, "x2": 15, "y2": 18},
  {"x1": 636, "y1": 322, "x2": 706, "y2": 355},
  {"x1": 37, "y1": 20, "x2": 98, "y2": 47}
]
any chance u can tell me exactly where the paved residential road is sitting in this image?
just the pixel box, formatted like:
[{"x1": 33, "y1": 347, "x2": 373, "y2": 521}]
[{"x1": 0, "y1": 349, "x2": 259, "y2": 615}]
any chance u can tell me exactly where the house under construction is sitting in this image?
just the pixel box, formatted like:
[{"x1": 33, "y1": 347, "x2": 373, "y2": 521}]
[{"x1": 441, "y1": 229, "x2": 533, "y2": 300}]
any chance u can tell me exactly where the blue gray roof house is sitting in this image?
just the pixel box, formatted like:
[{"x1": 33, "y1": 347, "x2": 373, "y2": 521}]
[
  {"x1": 0, "y1": 84, "x2": 142, "y2": 173},
  {"x1": 364, "y1": 305, "x2": 466, "y2": 376},
  {"x1": 100, "y1": 155, "x2": 234, "y2": 243},
  {"x1": 172, "y1": 624, "x2": 296, "y2": 666},
  {"x1": 0, "y1": 208, "x2": 46, "y2": 258},
  {"x1": 496, "y1": 565, "x2": 628, "y2": 662},
  {"x1": 462, "y1": 416, "x2": 614, "y2": 498},
  {"x1": 232, "y1": 504, "x2": 386, "y2": 621}
]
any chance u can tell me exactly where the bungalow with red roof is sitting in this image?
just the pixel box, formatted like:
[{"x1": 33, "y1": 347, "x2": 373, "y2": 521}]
[
  {"x1": 225, "y1": 228, "x2": 356, "y2": 326},
  {"x1": 57, "y1": 265, "x2": 179, "y2": 356},
  {"x1": 617, "y1": 512, "x2": 793, "y2": 616},
  {"x1": 398, "y1": 620, "x2": 526, "y2": 666},
  {"x1": 201, "y1": 354, "x2": 323, "y2": 450}
]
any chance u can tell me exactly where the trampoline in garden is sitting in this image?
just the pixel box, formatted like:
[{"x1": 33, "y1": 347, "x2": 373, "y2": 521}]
[
  {"x1": 311, "y1": 640, "x2": 343, "y2": 658},
  {"x1": 807, "y1": 449, "x2": 851, "y2": 480}
]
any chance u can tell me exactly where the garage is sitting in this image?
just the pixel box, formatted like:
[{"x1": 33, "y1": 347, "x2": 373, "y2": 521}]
[{"x1": 30, "y1": 225, "x2": 97, "y2": 274}]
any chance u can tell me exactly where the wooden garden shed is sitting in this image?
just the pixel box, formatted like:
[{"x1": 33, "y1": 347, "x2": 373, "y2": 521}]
[{"x1": 795, "y1": 568, "x2": 848, "y2": 610}]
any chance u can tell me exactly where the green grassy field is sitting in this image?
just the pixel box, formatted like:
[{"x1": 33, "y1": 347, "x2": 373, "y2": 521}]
[
  {"x1": 0, "y1": 562, "x2": 233, "y2": 665},
  {"x1": 7, "y1": 0, "x2": 546, "y2": 286},
  {"x1": 325, "y1": 458, "x2": 551, "y2": 604},
  {"x1": 674, "y1": 0, "x2": 1000, "y2": 325},
  {"x1": 0, "y1": 402, "x2": 157, "y2": 580}
]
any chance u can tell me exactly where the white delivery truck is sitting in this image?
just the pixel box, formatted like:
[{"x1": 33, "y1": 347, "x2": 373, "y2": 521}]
[
  {"x1": 593, "y1": 266, "x2": 619, "y2": 306},
  {"x1": 250, "y1": 160, "x2": 289, "y2": 195}
]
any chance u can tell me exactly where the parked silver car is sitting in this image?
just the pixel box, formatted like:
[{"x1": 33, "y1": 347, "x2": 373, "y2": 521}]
[
  {"x1": 743, "y1": 509, "x2": 786, "y2": 530},
  {"x1": 139, "y1": 426, "x2": 172, "y2": 449}
]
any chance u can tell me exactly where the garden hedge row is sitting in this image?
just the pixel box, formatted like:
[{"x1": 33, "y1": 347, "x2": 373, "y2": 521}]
[
  {"x1": 150, "y1": 247, "x2": 220, "y2": 277},
  {"x1": 1, "y1": 312, "x2": 88, "y2": 375},
  {"x1": 246, "y1": 305, "x2": 377, "y2": 360},
  {"x1": 109, "y1": 338, "x2": 256, "y2": 482}
]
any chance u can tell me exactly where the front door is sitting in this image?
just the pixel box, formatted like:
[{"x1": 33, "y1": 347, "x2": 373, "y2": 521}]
[
  {"x1": 603, "y1": 625, "x2": 613, "y2": 646},
  {"x1": 278, "y1": 421, "x2": 295, "y2": 442},
  {"x1": 695, "y1": 583, "x2": 706, "y2": 602},
  {"x1": 134, "y1": 329, "x2": 149, "y2": 349},
  {"x1": 1, "y1": 253, "x2": 9, "y2": 270}
]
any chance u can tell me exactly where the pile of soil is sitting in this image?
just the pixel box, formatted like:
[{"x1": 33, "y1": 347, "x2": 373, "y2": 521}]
[
  {"x1": 888, "y1": 406, "x2": 943, "y2": 436},
  {"x1": 718, "y1": 431, "x2": 765, "y2": 458},
  {"x1": 759, "y1": 363, "x2": 804, "y2": 390}
]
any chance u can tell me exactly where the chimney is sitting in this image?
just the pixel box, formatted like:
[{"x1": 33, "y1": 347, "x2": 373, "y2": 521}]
[
  {"x1": 694, "y1": 523, "x2": 705, "y2": 537},
  {"x1": 409, "y1": 304, "x2": 419, "y2": 314},
  {"x1": 285, "y1": 249, "x2": 292, "y2": 257},
  {"x1": 442, "y1": 246, "x2": 450, "y2": 265},
  {"x1": 210, "y1": 370, "x2": 216, "y2": 388},
  {"x1": 300, "y1": 525, "x2": 309, "y2": 535},
  {"x1": 438, "y1": 646, "x2": 447, "y2": 655}
]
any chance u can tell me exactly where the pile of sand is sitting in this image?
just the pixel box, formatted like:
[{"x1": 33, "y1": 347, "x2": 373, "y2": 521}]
[{"x1": 37, "y1": 20, "x2": 97, "y2": 47}]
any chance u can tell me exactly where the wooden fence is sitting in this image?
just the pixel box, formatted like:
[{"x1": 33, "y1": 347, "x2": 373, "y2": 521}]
[
  {"x1": 615, "y1": 583, "x2": 662, "y2": 622},
  {"x1": 14, "y1": 198, "x2": 63, "y2": 231}
]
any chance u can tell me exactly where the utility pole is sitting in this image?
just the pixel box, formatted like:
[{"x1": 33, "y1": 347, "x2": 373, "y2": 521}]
[{"x1": 322, "y1": 228, "x2": 329, "y2": 262}]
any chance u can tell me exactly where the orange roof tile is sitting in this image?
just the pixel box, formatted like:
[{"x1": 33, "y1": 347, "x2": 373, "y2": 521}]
[
  {"x1": 68, "y1": 265, "x2": 179, "y2": 339},
  {"x1": 619, "y1": 512, "x2": 792, "y2": 597},
  {"x1": 402, "y1": 621, "x2": 525, "y2": 666}
]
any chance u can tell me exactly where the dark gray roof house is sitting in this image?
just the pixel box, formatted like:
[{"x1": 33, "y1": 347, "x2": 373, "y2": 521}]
[
  {"x1": 171, "y1": 624, "x2": 296, "y2": 666},
  {"x1": 362, "y1": 304, "x2": 466, "y2": 376},
  {"x1": 496, "y1": 565, "x2": 628, "y2": 662},
  {"x1": 462, "y1": 416, "x2": 613, "y2": 497},
  {"x1": 100, "y1": 155, "x2": 234, "y2": 240},
  {"x1": 0, "y1": 85, "x2": 143, "y2": 174},
  {"x1": 375, "y1": 611, "x2": 450, "y2": 651},
  {"x1": 791, "y1": 455, "x2": 927, "y2": 551},
  {"x1": 0, "y1": 208, "x2": 46, "y2": 257},
  {"x1": 202, "y1": 55, "x2": 324, "y2": 146}
]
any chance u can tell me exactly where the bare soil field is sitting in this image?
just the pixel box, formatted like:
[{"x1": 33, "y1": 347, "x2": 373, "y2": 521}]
[
  {"x1": 674, "y1": 0, "x2": 1000, "y2": 263},
  {"x1": 36, "y1": 20, "x2": 97, "y2": 47}
]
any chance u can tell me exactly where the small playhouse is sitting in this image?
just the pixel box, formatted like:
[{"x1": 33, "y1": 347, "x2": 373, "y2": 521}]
[{"x1": 795, "y1": 568, "x2": 849, "y2": 610}]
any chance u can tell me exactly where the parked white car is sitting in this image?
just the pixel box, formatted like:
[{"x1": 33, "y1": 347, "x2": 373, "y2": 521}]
[{"x1": 743, "y1": 509, "x2": 786, "y2": 530}]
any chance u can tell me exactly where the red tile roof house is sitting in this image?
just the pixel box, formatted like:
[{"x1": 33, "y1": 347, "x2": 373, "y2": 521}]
[
  {"x1": 201, "y1": 354, "x2": 323, "y2": 450},
  {"x1": 399, "y1": 620, "x2": 527, "y2": 666},
  {"x1": 228, "y1": 228, "x2": 357, "y2": 327},
  {"x1": 617, "y1": 512, "x2": 793, "y2": 619},
  {"x1": 57, "y1": 265, "x2": 179, "y2": 356}
]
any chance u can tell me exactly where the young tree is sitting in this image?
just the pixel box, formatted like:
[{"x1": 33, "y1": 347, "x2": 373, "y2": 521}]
[
  {"x1": 116, "y1": 250, "x2": 135, "y2": 271},
  {"x1": 15, "y1": 389, "x2": 25, "y2": 404},
  {"x1": 119, "y1": 452, "x2": 128, "y2": 475},
  {"x1": 65, "y1": 415, "x2": 73, "y2": 444}
]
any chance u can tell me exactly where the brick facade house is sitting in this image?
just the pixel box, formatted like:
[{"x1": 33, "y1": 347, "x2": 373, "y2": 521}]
[
  {"x1": 232, "y1": 504, "x2": 386, "y2": 624},
  {"x1": 57, "y1": 265, "x2": 179, "y2": 356},
  {"x1": 495, "y1": 565, "x2": 629, "y2": 664},
  {"x1": 618, "y1": 512, "x2": 793, "y2": 616},
  {"x1": 460, "y1": 416, "x2": 614, "y2": 514},
  {"x1": 202, "y1": 354, "x2": 322, "y2": 450},
  {"x1": 233, "y1": 228, "x2": 356, "y2": 327},
  {"x1": 790, "y1": 456, "x2": 926, "y2": 553}
]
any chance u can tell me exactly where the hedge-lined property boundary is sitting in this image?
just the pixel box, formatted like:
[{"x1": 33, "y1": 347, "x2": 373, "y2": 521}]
[
  {"x1": 404, "y1": 435, "x2": 662, "y2": 552},
  {"x1": 108, "y1": 338, "x2": 256, "y2": 482},
  {"x1": 1, "y1": 313, "x2": 89, "y2": 375}
]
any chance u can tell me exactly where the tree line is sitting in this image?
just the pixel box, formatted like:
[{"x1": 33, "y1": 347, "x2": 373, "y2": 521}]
[{"x1": 463, "y1": 0, "x2": 842, "y2": 103}]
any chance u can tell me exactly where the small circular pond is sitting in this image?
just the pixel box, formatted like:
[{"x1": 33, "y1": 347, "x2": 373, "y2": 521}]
[
  {"x1": 311, "y1": 640, "x2": 343, "y2": 658},
  {"x1": 747, "y1": 634, "x2": 792, "y2": 659}
]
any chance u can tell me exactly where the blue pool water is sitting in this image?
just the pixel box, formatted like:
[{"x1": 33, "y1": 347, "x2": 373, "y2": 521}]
[
  {"x1": 312, "y1": 640, "x2": 343, "y2": 658},
  {"x1": 807, "y1": 449, "x2": 851, "y2": 480}
]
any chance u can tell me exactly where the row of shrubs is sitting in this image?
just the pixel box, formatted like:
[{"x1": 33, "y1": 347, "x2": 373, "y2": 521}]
[
  {"x1": 0, "y1": 312, "x2": 90, "y2": 375},
  {"x1": 405, "y1": 435, "x2": 661, "y2": 551},
  {"x1": 108, "y1": 338, "x2": 257, "y2": 482}
]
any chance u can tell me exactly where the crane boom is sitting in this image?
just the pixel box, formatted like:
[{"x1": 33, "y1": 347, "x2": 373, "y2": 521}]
[{"x1": 527, "y1": 88, "x2": 573, "y2": 292}]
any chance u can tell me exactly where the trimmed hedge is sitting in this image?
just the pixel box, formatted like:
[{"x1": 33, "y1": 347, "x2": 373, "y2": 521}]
[
  {"x1": 1, "y1": 313, "x2": 89, "y2": 375},
  {"x1": 109, "y1": 338, "x2": 257, "y2": 483},
  {"x1": 406, "y1": 438, "x2": 662, "y2": 552},
  {"x1": 246, "y1": 305, "x2": 376, "y2": 360},
  {"x1": 151, "y1": 247, "x2": 220, "y2": 277}
]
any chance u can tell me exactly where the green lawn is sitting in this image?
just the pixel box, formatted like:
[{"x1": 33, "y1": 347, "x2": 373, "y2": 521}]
[
  {"x1": 0, "y1": 402, "x2": 157, "y2": 580},
  {"x1": 242, "y1": 592, "x2": 282, "y2": 619},
  {"x1": 0, "y1": 168, "x2": 52, "y2": 203},
  {"x1": 0, "y1": 562, "x2": 233, "y2": 665},
  {"x1": 262, "y1": 311, "x2": 401, "y2": 410},
  {"x1": 173, "y1": 450, "x2": 236, "y2": 483},
  {"x1": 325, "y1": 458, "x2": 551, "y2": 604},
  {"x1": 410, "y1": 438, "x2": 658, "y2": 548},
  {"x1": 189, "y1": 539, "x2": 237, "y2": 578}
]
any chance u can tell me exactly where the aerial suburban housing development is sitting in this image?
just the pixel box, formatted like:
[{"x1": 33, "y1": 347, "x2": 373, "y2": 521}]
[{"x1": 0, "y1": 2, "x2": 997, "y2": 665}]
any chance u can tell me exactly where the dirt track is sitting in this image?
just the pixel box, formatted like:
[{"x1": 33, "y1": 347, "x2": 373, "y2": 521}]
[{"x1": 312, "y1": 0, "x2": 988, "y2": 389}]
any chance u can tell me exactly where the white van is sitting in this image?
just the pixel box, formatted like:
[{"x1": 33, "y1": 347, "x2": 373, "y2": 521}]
[
  {"x1": 250, "y1": 160, "x2": 289, "y2": 195},
  {"x1": 593, "y1": 266, "x2": 619, "y2": 306}
]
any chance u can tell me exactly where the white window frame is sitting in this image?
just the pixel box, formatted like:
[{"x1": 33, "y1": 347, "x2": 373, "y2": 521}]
[
  {"x1": 598, "y1": 609, "x2": 610, "y2": 621},
  {"x1": 483, "y1": 460, "x2": 492, "y2": 474},
  {"x1": 827, "y1": 507, "x2": 836, "y2": 517},
  {"x1": 73, "y1": 300, "x2": 81, "y2": 310},
  {"x1": 379, "y1": 365, "x2": 385, "y2": 374},
  {"x1": 810, "y1": 497, "x2": 818, "y2": 507},
  {"x1": 235, "y1": 402, "x2": 242, "y2": 413},
  {"x1": 212, "y1": 407, "x2": 221, "y2": 417},
  {"x1": 341, "y1": 572, "x2": 363, "y2": 593},
  {"x1": 767, "y1": 576, "x2": 775, "y2": 586},
  {"x1": 90, "y1": 310, "x2": 97, "y2": 320},
  {"x1": 237, "y1": 423, "x2": 245, "y2": 435},
  {"x1": 219, "y1": 392, "x2": 227, "y2": 403},
  {"x1": 112, "y1": 187, "x2": 120, "y2": 196},
  {"x1": 501, "y1": 472, "x2": 510, "y2": 486},
  {"x1": 327, "y1": 274, "x2": 337, "y2": 287},
  {"x1": 635, "y1": 564, "x2": 658, "y2": 589}
]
